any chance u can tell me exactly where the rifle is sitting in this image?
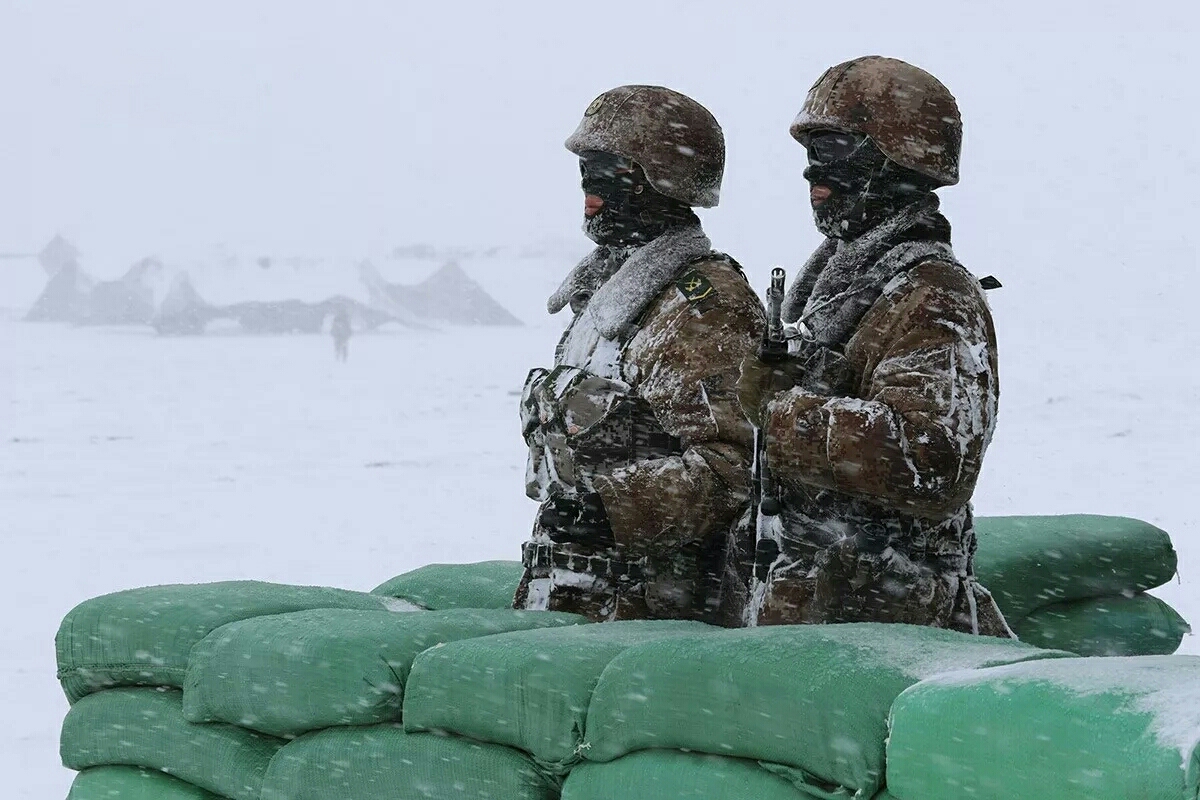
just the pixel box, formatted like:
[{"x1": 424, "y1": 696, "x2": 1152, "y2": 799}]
[{"x1": 752, "y1": 268, "x2": 787, "y2": 580}]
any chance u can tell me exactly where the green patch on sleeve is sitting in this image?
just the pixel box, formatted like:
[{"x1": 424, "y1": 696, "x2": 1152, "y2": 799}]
[{"x1": 676, "y1": 270, "x2": 717, "y2": 311}]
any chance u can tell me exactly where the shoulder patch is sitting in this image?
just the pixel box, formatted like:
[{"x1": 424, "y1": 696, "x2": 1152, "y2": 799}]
[{"x1": 676, "y1": 270, "x2": 716, "y2": 305}]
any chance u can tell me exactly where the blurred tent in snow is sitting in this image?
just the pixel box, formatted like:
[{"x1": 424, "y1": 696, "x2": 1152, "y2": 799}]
[
  {"x1": 359, "y1": 259, "x2": 522, "y2": 326},
  {"x1": 39, "y1": 235, "x2": 80, "y2": 276},
  {"x1": 25, "y1": 252, "x2": 159, "y2": 325},
  {"x1": 153, "y1": 271, "x2": 399, "y2": 336},
  {"x1": 223, "y1": 296, "x2": 394, "y2": 335},
  {"x1": 24, "y1": 260, "x2": 94, "y2": 322},
  {"x1": 151, "y1": 272, "x2": 220, "y2": 335},
  {"x1": 77, "y1": 257, "x2": 160, "y2": 325}
]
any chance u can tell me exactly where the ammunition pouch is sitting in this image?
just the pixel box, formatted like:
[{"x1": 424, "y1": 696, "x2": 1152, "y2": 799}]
[{"x1": 522, "y1": 364, "x2": 683, "y2": 502}]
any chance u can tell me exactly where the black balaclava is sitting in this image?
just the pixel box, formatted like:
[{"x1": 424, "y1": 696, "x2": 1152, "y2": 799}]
[
  {"x1": 579, "y1": 150, "x2": 699, "y2": 247},
  {"x1": 802, "y1": 134, "x2": 939, "y2": 241}
]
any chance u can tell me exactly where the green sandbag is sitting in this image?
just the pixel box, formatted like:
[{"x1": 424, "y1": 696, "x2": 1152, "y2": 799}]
[
  {"x1": 60, "y1": 688, "x2": 283, "y2": 800},
  {"x1": 69, "y1": 766, "x2": 226, "y2": 800},
  {"x1": 1011, "y1": 592, "x2": 1190, "y2": 656},
  {"x1": 371, "y1": 560, "x2": 525, "y2": 609},
  {"x1": 581, "y1": 623, "x2": 1072, "y2": 800},
  {"x1": 57, "y1": 580, "x2": 421, "y2": 703},
  {"x1": 183, "y1": 607, "x2": 585, "y2": 737},
  {"x1": 260, "y1": 724, "x2": 557, "y2": 800},
  {"x1": 562, "y1": 751, "x2": 820, "y2": 800},
  {"x1": 886, "y1": 655, "x2": 1200, "y2": 800},
  {"x1": 974, "y1": 515, "x2": 1177, "y2": 619},
  {"x1": 402, "y1": 620, "x2": 712, "y2": 772}
]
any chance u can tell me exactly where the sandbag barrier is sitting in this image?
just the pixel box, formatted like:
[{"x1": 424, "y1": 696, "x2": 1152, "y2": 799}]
[
  {"x1": 60, "y1": 688, "x2": 283, "y2": 800},
  {"x1": 55, "y1": 515, "x2": 1193, "y2": 798},
  {"x1": 403, "y1": 620, "x2": 711, "y2": 773},
  {"x1": 55, "y1": 580, "x2": 422, "y2": 703},
  {"x1": 886, "y1": 655, "x2": 1200, "y2": 800},
  {"x1": 261, "y1": 725, "x2": 558, "y2": 800},
  {"x1": 184, "y1": 607, "x2": 585, "y2": 737}
]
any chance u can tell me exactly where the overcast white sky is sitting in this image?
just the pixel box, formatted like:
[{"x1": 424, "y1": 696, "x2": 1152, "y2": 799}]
[{"x1": 2, "y1": 0, "x2": 1197, "y2": 312}]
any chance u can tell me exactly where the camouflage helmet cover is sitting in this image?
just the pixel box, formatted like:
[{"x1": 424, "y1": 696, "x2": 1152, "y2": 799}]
[
  {"x1": 565, "y1": 85, "x2": 724, "y2": 208},
  {"x1": 791, "y1": 56, "x2": 962, "y2": 187}
]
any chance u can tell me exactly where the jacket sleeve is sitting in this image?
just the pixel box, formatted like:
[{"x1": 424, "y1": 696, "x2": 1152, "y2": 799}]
[
  {"x1": 592, "y1": 278, "x2": 764, "y2": 553},
  {"x1": 764, "y1": 275, "x2": 998, "y2": 519}
]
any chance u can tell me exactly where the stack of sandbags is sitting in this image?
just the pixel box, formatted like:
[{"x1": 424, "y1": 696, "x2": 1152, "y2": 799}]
[
  {"x1": 886, "y1": 655, "x2": 1200, "y2": 800},
  {"x1": 56, "y1": 581, "x2": 417, "y2": 799},
  {"x1": 569, "y1": 624, "x2": 1071, "y2": 799},
  {"x1": 56, "y1": 580, "x2": 421, "y2": 702},
  {"x1": 260, "y1": 725, "x2": 559, "y2": 800},
  {"x1": 183, "y1": 607, "x2": 584, "y2": 737},
  {"x1": 61, "y1": 689, "x2": 283, "y2": 800},
  {"x1": 56, "y1": 580, "x2": 585, "y2": 799},
  {"x1": 974, "y1": 515, "x2": 1187, "y2": 655},
  {"x1": 402, "y1": 620, "x2": 714, "y2": 774}
]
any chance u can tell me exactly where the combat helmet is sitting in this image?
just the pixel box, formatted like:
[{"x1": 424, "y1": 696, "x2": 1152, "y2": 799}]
[
  {"x1": 565, "y1": 85, "x2": 724, "y2": 208},
  {"x1": 790, "y1": 56, "x2": 962, "y2": 187}
]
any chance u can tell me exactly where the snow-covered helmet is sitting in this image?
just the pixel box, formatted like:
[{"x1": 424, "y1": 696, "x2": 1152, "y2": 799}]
[
  {"x1": 565, "y1": 85, "x2": 724, "y2": 208},
  {"x1": 790, "y1": 56, "x2": 962, "y2": 187}
]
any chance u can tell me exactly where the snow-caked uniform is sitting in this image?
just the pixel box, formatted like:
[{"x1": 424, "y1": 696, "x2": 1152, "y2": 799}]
[
  {"x1": 736, "y1": 57, "x2": 1013, "y2": 637},
  {"x1": 514, "y1": 86, "x2": 765, "y2": 622}
]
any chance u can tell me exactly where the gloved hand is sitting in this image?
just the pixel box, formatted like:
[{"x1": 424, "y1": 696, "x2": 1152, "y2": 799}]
[
  {"x1": 539, "y1": 491, "x2": 615, "y2": 548},
  {"x1": 738, "y1": 351, "x2": 807, "y2": 428}
]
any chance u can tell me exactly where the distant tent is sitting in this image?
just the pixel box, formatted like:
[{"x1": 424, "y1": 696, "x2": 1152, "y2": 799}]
[
  {"x1": 361, "y1": 260, "x2": 522, "y2": 326},
  {"x1": 224, "y1": 299, "x2": 329, "y2": 334},
  {"x1": 78, "y1": 258, "x2": 160, "y2": 326},
  {"x1": 24, "y1": 261, "x2": 94, "y2": 321},
  {"x1": 153, "y1": 272, "x2": 219, "y2": 335},
  {"x1": 38, "y1": 235, "x2": 80, "y2": 276}
]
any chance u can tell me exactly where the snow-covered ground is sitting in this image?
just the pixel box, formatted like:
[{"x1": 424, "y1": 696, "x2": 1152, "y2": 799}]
[{"x1": 3, "y1": 254, "x2": 1198, "y2": 797}]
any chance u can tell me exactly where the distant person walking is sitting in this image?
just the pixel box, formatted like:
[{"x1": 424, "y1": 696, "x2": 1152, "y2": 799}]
[{"x1": 331, "y1": 308, "x2": 352, "y2": 362}]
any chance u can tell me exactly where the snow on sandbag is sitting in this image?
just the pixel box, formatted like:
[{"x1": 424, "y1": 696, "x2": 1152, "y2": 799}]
[
  {"x1": 56, "y1": 580, "x2": 421, "y2": 703},
  {"x1": 183, "y1": 608, "x2": 585, "y2": 738},
  {"x1": 1011, "y1": 592, "x2": 1190, "y2": 657},
  {"x1": 402, "y1": 620, "x2": 712, "y2": 772},
  {"x1": 60, "y1": 688, "x2": 283, "y2": 800},
  {"x1": 371, "y1": 560, "x2": 526, "y2": 610},
  {"x1": 886, "y1": 655, "x2": 1200, "y2": 800},
  {"x1": 260, "y1": 724, "x2": 557, "y2": 800},
  {"x1": 580, "y1": 624, "x2": 1072, "y2": 800},
  {"x1": 560, "y1": 750, "x2": 900, "y2": 800},
  {"x1": 69, "y1": 766, "x2": 226, "y2": 800},
  {"x1": 973, "y1": 514, "x2": 1177, "y2": 619}
]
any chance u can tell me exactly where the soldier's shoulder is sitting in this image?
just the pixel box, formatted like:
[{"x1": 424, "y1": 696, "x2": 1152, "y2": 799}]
[
  {"x1": 877, "y1": 258, "x2": 994, "y2": 336},
  {"x1": 671, "y1": 252, "x2": 762, "y2": 314},
  {"x1": 905, "y1": 258, "x2": 990, "y2": 302}
]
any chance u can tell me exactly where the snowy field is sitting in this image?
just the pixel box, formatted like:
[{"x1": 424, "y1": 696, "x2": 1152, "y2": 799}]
[{"x1": 4, "y1": 271, "x2": 1199, "y2": 797}]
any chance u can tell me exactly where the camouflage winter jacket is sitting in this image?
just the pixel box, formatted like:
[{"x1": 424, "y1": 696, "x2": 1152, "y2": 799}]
[
  {"x1": 516, "y1": 246, "x2": 765, "y2": 622},
  {"x1": 747, "y1": 257, "x2": 1011, "y2": 636}
]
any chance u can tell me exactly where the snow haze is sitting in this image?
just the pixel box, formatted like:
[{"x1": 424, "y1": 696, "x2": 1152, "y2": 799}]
[{"x1": 2, "y1": 1, "x2": 1199, "y2": 797}]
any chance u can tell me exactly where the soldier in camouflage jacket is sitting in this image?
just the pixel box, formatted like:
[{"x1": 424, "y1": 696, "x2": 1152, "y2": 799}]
[
  {"x1": 735, "y1": 57, "x2": 1013, "y2": 637},
  {"x1": 514, "y1": 85, "x2": 765, "y2": 622}
]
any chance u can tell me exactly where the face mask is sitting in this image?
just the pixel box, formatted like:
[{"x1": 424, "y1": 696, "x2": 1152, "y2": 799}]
[
  {"x1": 800, "y1": 131, "x2": 929, "y2": 240},
  {"x1": 578, "y1": 150, "x2": 694, "y2": 246}
]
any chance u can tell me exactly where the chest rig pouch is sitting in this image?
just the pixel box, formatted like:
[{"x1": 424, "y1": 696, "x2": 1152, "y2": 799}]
[{"x1": 522, "y1": 364, "x2": 683, "y2": 502}]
